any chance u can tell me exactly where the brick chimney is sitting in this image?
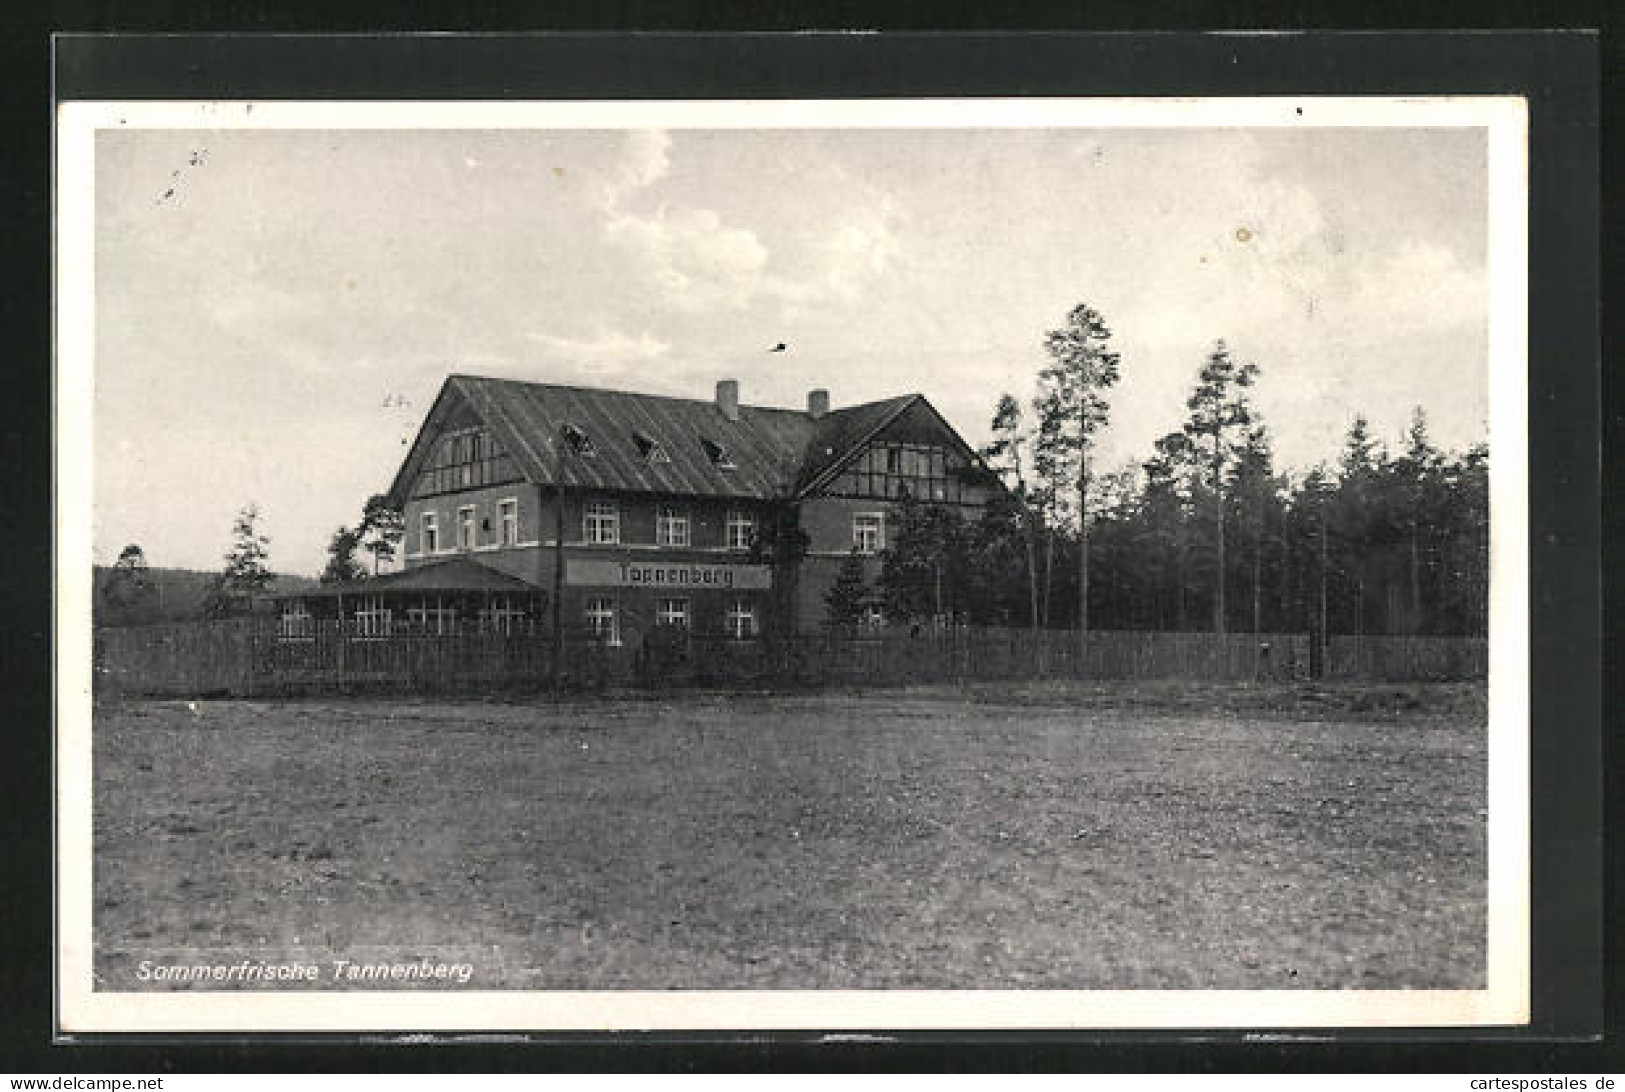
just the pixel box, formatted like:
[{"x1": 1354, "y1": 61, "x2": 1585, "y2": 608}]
[
  {"x1": 715, "y1": 379, "x2": 740, "y2": 421},
  {"x1": 807, "y1": 388, "x2": 830, "y2": 420}
]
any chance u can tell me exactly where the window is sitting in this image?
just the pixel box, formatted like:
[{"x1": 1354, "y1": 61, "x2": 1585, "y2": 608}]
[
  {"x1": 353, "y1": 595, "x2": 392, "y2": 637},
  {"x1": 421, "y1": 511, "x2": 439, "y2": 553},
  {"x1": 726, "y1": 510, "x2": 755, "y2": 551},
  {"x1": 726, "y1": 599, "x2": 757, "y2": 639},
  {"x1": 411, "y1": 426, "x2": 520, "y2": 498},
  {"x1": 562, "y1": 423, "x2": 597, "y2": 457},
  {"x1": 861, "y1": 604, "x2": 885, "y2": 630},
  {"x1": 406, "y1": 604, "x2": 458, "y2": 635},
  {"x1": 584, "y1": 501, "x2": 619, "y2": 544},
  {"x1": 499, "y1": 499, "x2": 518, "y2": 546},
  {"x1": 585, "y1": 597, "x2": 620, "y2": 645},
  {"x1": 633, "y1": 432, "x2": 671, "y2": 464},
  {"x1": 656, "y1": 597, "x2": 689, "y2": 629},
  {"x1": 853, "y1": 512, "x2": 884, "y2": 554},
  {"x1": 656, "y1": 505, "x2": 690, "y2": 547},
  {"x1": 702, "y1": 438, "x2": 736, "y2": 469},
  {"x1": 834, "y1": 442, "x2": 968, "y2": 503},
  {"x1": 457, "y1": 506, "x2": 476, "y2": 550},
  {"x1": 477, "y1": 595, "x2": 529, "y2": 635},
  {"x1": 279, "y1": 602, "x2": 313, "y2": 639}
]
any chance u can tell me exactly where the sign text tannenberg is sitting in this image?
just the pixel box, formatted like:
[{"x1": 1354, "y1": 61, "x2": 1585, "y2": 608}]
[{"x1": 565, "y1": 558, "x2": 773, "y2": 590}]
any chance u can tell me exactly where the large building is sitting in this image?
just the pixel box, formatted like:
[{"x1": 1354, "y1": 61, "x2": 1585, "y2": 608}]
[{"x1": 341, "y1": 373, "x2": 998, "y2": 644}]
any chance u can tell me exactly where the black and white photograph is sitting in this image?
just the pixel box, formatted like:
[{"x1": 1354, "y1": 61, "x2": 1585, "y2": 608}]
[{"x1": 55, "y1": 95, "x2": 1530, "y2": 1032}]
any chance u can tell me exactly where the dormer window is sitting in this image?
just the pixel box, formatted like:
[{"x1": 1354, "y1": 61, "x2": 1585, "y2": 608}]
[
  {"x1": 562, "y1": 423, "x2": 597, "y2": 457},
  {"x1": 633, "y1": 432, "x2": 671, "y2": 464},
  {"x1": 701, "y1": 437, "x2": 736, "y2": 470}
]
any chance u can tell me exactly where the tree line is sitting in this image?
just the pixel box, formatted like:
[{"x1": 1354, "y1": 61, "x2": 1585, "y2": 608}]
[
  {"x1": 99, "y1": 493, "x2": 407, "y2": 626},
  {"x1": 829, "y1": 301, "x2": 1489, "y2": 639}
]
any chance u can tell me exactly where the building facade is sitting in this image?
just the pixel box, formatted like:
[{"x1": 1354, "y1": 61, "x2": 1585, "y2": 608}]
[{"x1": 378, "y1": 373, "x2": 998, "y2": 644}]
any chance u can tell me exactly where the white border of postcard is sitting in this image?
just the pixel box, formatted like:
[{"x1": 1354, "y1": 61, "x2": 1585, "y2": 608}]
[{"x1": 56, "y1": 96, "x2": 1529, "y2": 1032}]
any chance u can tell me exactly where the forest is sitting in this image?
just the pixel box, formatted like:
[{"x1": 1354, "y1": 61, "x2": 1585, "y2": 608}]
[{"x1": 863, "y1": 303, "x2": 1490, "y2": 639}]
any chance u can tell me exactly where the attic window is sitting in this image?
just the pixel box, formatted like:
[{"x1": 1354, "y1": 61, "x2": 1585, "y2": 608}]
[
  {"x1": 633, "y1": 432, "x2": 671, "y2": 464},
  {"x1": 701, "y1": 438, "x2": 736, "y2": 470},
  {"x1": 561, "y1": 424, "x2": 597, "y2": 457}
]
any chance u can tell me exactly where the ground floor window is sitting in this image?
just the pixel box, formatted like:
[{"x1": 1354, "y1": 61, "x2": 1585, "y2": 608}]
[
  {"x1": 479, "y1": 601, "x2": 529, "y2": 635},
  {"x1": 861, "y1": 604, "x2": 885, "y2": 630},
  {"x1": 353, "y1": 595, "x2": 392, "y2": 637},
  {"x1": 656, "y1": 597, "x2": 689, "y2": 629},
  {"x1": 406, "y1": 605, "x2": 459, "y2": 635},
  {"x1": 586, "y1": 596, "x2": 620, "y2": 645},
  {"x1": 279, "y1": 602, "x2": 314, "y2": 638},
  {"x1": 725, "y1": 598, "x2": 757, "y2": 639}
]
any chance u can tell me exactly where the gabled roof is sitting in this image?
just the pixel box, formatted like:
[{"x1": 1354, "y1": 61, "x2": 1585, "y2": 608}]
[
  {"x1": 388, "y1": 375, "x2": 981, "y2": 505},
  {"x1": 793, "y1": 394, "x2": 919, "y2": 495},
  {"x1": 289, "y1": 557, "x2": 542, "y2": 598}
]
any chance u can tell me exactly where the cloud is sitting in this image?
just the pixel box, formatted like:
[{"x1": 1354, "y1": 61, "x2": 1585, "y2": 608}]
[
  {"x1": 763, "y1": 201, "x2": 902, "y2": 317},
  {"x1": 1346, "y1": 239, "x2": 1485, "y2": 335},
  {"x1": 603, "y1": 204, "x2": 770, "y2": 312},
  {"x1": 591, "y1": 132, "x2": 904, "y2": 317},
  {"x1": 596, "y1": 129, "x2": 672, "y2": 211},
  {"x1": 526, "y1": 328, "x2": 670, "y2": 373}
]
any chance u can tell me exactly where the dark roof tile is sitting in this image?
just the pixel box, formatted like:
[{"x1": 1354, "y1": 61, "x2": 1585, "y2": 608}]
[{"x1": 390, "y1": 375, "x2": 946, "y2": 504}]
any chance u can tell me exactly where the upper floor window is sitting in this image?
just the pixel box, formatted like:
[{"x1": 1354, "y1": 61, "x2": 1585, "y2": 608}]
[
  {"x1": 457, "y1": 506, "x2": 477, "y2": 550},
  {"x1": 726, "y1": 510, "x2": 755, "y2": 551},
  {"x1": 834, "y1": 442, "x2": 966, "y2": 503},
  {"x1": 584, "y1": 501, "x2": 619, "y2": 545},
  {"x1": 633, "y1": 432, "x2": 671, "y2": 464},
  {"x1": 562, "y1": 423, "x2": 597, "y2": 457},
  {"x1": 498, "y1": 499, "x2": 518, "y2": 546},
  {"x1": 421, "y1": 511, "x2": 439, "y2": 553},
  {"x1": 411, "y1": 426, "x2": 520, "y2": 499},
  {"x1": 853, "y1": 512, "x2": 884, "y2": 555},
  {"x1": 656, "y1": 505, "x2": 690, "y2": 547},
  {"x1": 701, "y1": 438, "x2": 736, "y2": 470}
]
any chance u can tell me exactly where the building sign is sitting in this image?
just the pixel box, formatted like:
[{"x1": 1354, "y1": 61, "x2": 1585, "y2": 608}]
[{"x1": 566, "y1": 558, "x2": 773, "y2": 590}]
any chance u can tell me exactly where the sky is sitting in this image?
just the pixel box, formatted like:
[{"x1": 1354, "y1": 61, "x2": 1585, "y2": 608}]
[{"x1": 92, "y1": 124, "x2": 1489, "y2": 576}]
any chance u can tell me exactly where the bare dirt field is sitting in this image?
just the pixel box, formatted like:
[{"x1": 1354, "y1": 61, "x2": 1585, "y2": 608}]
[{"x1": 92, "y1": 681, "x2": 1486, "y2": 990}]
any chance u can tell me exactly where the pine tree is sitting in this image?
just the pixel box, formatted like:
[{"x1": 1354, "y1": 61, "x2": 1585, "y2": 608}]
[
  {"x1": 1396, "y1": 406, "x2": 1443, "y2": 634},
  {"x1": 1335, "y1": 416, "x2": 1382, "y2": 636},
  {"x1": 981, "y1": 393, "x2": 1041, "y2": 633},
  {"x1": 1181, "y1": 340, "x2": 1260, "y2": 633},
  {"x1": 102, "y1": 543, "x2": 157, "y2": 625},
  {"x1": 359, "y1": 494, "x2": 405, "y2": 575},
  {"x1": 1144, "y1": 431, "x2": 1200, "y2": 630},
  {"x1": 823, "y1": 551, "x2": 870, "y2": 632},
  {"x1": 320, "y1": 525, "x2": 368, "y2": 585},
  {"x1": 203, "y1": 504, "x2": 274, "y2": 619},
  {"x1": 877, "y1": 492, "x2": 966, "y2": 625},
  {"x1": 1230, "y1": 425, "x2": 1277, "y2": 635},
  {"x1": 1034, "y1": 302, "x2": 1122, "y2": 651}
]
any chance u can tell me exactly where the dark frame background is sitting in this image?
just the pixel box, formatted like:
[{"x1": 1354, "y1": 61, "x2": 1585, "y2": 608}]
[{"x1": 5, "y1": 27, "x2": 1604, "y2": 1071}]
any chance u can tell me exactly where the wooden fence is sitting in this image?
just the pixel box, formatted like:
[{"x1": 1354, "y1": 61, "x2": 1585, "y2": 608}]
[{"x1": 94, "y1": 620, "x2": 1488, "y2": 699}]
